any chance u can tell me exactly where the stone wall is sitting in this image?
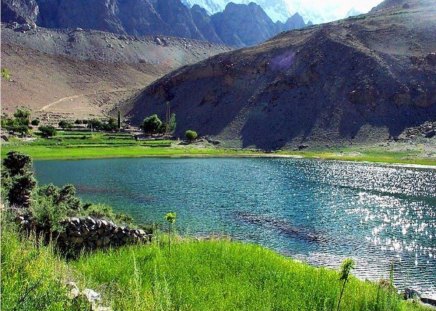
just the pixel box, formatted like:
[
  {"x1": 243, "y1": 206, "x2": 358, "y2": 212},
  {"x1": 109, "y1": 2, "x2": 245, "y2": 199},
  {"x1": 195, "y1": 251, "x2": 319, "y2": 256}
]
[{"x1": 16, "y1": 215, "x2": 152, "y2": 251}]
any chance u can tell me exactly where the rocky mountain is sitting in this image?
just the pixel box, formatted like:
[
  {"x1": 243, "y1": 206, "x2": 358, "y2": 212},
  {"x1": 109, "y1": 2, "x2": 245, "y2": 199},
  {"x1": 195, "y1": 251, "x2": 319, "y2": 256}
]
[
  {"x1": 182, "y1": 0, "x2": 292, "y2": 23},
  {"x1": 211, "y1": 3, "x2": 277, "y2": 47},
  {"x1": 128, "y1": 0, "x2": 436, "y2": 150},
  {"x1": 1, "y1": 0, "x2": 39, "y2": 24},
  {"x1": 1, "y1": 24, "x2": 230, "y2": 121},
  {"x1": 1, "y1": 0, "x2": 308, "y2": 47}
]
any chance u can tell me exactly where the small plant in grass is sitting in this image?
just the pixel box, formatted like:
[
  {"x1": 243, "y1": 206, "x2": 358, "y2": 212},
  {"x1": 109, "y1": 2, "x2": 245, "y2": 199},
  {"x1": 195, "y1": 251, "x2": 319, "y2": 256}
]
[
  {"x1": 164, "y1": 212, "x2": 176, "y2": 254},
  {"x1": 185, "y1": 130, "x2": 198, "y2": 142},
  {"x1": 336, "y1": 258, "x2": 355, "y2": 311}
]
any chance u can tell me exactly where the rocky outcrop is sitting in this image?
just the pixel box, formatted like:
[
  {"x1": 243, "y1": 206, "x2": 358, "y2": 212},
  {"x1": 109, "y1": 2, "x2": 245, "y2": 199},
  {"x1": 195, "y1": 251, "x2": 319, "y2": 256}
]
[
  {"x1": 1, "y1": 0, "x2": 39, "y2": 24},
  {"x1": 128, "y1": 0, "x2": 436, "y2": 150}
]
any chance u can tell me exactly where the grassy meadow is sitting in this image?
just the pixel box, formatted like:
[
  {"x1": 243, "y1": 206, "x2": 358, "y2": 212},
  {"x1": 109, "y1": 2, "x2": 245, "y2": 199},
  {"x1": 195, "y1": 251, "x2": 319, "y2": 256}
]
[{"x1": 1, "y1": 223, "x2": 430, "y2": 311}]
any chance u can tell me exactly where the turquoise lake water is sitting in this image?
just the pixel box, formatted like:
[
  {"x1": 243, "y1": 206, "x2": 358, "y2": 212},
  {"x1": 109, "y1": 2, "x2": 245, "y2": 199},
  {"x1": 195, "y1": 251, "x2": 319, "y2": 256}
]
[{"x1": 34, "y1": 158, "x2": 436, "y2": 296}]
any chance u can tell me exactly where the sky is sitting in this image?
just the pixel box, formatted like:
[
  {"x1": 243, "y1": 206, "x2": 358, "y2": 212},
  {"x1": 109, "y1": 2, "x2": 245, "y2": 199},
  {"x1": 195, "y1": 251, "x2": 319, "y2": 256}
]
[{"x1": 283, "y1": 0, "x2": 384, "y2": 23}]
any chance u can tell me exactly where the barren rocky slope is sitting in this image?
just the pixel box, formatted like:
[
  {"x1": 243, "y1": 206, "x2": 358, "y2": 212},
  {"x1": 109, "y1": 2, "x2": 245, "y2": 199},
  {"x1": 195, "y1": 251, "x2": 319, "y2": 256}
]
[
  {"x1": 1, "y1": 24, "x2": 230, "y2": 120},
  {"x1": 128, "y1": 0, "x2": 436, "y2": 149},
  {"x1": 1, "y1": 0, "x2": 308, "y2": 47}
]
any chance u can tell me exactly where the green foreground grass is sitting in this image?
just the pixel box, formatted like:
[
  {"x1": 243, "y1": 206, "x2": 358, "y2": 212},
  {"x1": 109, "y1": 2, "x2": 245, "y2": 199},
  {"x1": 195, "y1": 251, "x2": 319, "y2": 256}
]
[
  {"x1": 1, "y1": 131, "x2": 435, "y2": 165},
  {"x1": 1, "y1": 224, "x2": 429, "y2": 311}
]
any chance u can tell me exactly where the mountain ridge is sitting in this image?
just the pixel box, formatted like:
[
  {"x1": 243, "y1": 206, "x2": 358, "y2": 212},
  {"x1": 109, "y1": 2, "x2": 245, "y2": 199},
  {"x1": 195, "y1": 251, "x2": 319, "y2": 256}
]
[
  {"x1": 1, "y1": 0, "x2": 309, "y2": 47},
  {"x1": 127, "y1": 0, "x2": 436, "y2": 149}
]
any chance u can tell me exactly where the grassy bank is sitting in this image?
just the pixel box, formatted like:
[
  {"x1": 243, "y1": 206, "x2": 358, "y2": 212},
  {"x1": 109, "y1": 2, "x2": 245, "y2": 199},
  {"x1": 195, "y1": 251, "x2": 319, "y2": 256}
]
[
  {"x1": 1, "y1": 225, "x2": 429, "y2": 311},
  {"x1": 1, "y1": 223, "x2": 85, "y2": 310},
  {"x1": 1, "y1": 131, "x2": 435, "y2": 165}
]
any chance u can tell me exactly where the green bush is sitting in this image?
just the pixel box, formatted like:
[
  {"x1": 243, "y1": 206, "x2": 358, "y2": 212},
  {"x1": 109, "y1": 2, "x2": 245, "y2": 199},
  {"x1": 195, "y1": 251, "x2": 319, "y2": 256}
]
[
  {"x1": 1, "y1": 109, "x2": 31, "y2": 134},
  {"x1": 58, "y1": 120, "x2": 73, "y2": 129},
  {"x1": 39, "y1": 126, "x2": 57, "y2": 138},
  {"x1": 31, "y1": 119, "x2": 40, "y2": 126},
  {"x1": 2, "y1": 151, "x2": 36, "y2": 207},
  {"x1": 142, "y1": 114, "x2": 163, "y2": 134},
  {"x1": 185, "y1": 130, "x2": 198, "y2": 142},
  {"x1": 1, "y1": 67, "x2": 11, "y2": 81}
]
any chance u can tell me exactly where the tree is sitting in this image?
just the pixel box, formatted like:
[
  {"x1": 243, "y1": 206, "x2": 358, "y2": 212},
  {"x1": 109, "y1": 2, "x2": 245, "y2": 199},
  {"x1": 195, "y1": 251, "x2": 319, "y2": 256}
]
[
  {"x1": 185, "y1": 130, "x2": 198, "y2": 142},
  {"x1": 13, "y1": 109, "x2": 31, "y2": 125},
  {"x1": 168, "y1": 113, "x2": 176, "y2": 133},
  {"x1": 142, "y1": 114, "x2": 162, "y2": 134},
  {"x1": 31, "y1": 119, "x2": 40, "y2": 126},
  {"x1": 3, "y1": 151, "x2": 33, "y2": 177},
  {"x1": 58, "y1": 120, "x2": 73, "y2": 129},
  {"x1": 117, "y1": 110, "x2": 121, "y2": 130},
  {"x1": 87, "y1": 119, "x2": 103, "y2": 131},
  {"x1": 8, "y1": 173, "x2": 36, "y2": 208},
  {"x1": 2, "y1": 151, "x2": 36, "y2": 208},
  {"x1": 39, "y1": 126, "x2": 57, "y2": 138}
]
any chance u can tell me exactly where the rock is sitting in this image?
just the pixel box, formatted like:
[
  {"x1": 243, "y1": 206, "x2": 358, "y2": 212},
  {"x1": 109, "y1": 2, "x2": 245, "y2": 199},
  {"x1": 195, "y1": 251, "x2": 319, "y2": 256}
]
[
  {"x1": 426, "y1": 53, "x2": 436, "y2": 66},
  {"x1": 66, "y1": 282, "x2": 80, "y2": 299},
  {"x1": 404, "y1": 288, "x2": 420, "y2": 300},
  {"x1": 154, "y1": 37, "x2": 163, "y2": 45},
  {"x1": 82, "y1": 289, "x2": 101, "y2": 303},
  {"x1": 421, "y1": 296, "x2": 436, "y2": 306},
  {"x1": 19, "y1": 23, "x2": 32, "y2": 31},
  {"x1": 424, "y1": 130, "x2": 435, "y2": 138}
]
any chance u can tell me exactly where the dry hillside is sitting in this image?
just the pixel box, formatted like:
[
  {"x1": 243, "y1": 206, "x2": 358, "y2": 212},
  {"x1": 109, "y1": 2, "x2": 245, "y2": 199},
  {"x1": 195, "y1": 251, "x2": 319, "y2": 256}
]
[{"x1": 1, "y1": 24, "x2": 230, "y2": 121}]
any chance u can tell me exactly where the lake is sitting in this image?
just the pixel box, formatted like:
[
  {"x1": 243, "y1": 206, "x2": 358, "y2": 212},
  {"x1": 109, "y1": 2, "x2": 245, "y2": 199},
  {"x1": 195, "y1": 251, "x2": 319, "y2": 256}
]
[{"x1": 34, "y1": 158, "x2": 436, "y2": 296}]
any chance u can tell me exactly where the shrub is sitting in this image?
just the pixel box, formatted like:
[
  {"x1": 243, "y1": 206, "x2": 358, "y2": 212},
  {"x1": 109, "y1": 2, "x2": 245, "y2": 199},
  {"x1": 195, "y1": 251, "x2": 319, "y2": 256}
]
[
  {"x1": 2, "y1": 151, "x2": 36, "y2": 207},
  {"x1": 185, "y1": 130, "x2": 198, "y2": 142},
  {"x1": 74, "y1": 119, "x2": 83, "y2": 124},
  {"x1": 13, "y1": 109, "x2": 31, "y2": 122},
  {"x1": 39, "y1": 125, "x2": 57, "y2": 137},
  {"x1": 31, "y1": 119, "x2": 40, "y2": 126},
  {"x1": 3, "y1": 151, "x2": 33, "y2": 176},
  {"x1": 58, "y1": 120, "x2": 73, "y2": 129},
  {"x1": 87, "y1": 119, "x2": 103, "y2": 131},
  {"x1": 142, "y1": 114, "x2": 163, "y2": 134},
  {"x1": 1, "y1": 67, "x2": 11, "y2": 81}
]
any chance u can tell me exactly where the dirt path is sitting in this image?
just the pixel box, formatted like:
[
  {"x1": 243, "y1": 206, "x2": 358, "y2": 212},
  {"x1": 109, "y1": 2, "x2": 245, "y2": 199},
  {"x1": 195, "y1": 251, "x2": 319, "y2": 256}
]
[{"x1": 38, "y1": 88, "x2": 140, "y2": 112}]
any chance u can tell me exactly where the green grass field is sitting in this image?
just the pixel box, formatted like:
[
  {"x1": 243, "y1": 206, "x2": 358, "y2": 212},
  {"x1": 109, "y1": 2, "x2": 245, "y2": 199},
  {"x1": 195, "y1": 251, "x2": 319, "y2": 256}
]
[
  {"x1": 2, "y1": 224, "x2": 429, "y2": 311},
  {"x1": 2, "y1": 131, "x2": 435, "y2": 165}
]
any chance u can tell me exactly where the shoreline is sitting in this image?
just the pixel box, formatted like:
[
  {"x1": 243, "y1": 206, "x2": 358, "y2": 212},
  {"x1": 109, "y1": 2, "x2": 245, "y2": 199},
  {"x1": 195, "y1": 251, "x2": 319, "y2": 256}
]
[{"x1": 2, "y1": 144, "x2": 435, "y2": 167}]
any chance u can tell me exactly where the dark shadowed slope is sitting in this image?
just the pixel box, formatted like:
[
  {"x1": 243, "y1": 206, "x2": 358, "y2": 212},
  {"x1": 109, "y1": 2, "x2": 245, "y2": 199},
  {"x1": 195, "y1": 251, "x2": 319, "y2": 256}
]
[{"x1": 128, "y1": 0, "x2": 436, "y2": 150}]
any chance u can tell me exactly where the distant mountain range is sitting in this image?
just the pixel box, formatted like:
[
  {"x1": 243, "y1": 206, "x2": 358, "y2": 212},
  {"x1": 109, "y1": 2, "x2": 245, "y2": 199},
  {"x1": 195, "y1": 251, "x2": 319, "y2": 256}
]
[
  {"x1": 182, "y1": 0, "x2": 295, "y2": 23},
  {"x1": 1, "y1": 0, "x2": 308, "y2": 47}
]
